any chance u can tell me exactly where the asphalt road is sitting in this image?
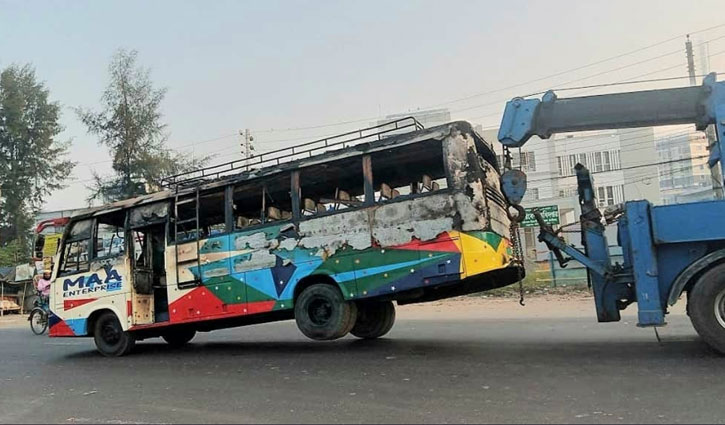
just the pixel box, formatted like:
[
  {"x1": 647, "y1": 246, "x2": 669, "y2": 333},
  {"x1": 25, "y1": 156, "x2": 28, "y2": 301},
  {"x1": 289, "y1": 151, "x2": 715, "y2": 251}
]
[{"x1": 1, "y1": 311, "x2": 723, "y2": 424}]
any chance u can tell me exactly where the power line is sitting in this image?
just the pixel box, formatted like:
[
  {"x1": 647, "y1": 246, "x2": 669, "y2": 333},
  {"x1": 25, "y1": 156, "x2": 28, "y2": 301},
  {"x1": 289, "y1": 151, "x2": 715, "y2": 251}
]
[
  {"x1": 527, "y1": 153, "x2": 710, "y2": 184},
  {"x1": 521, "y1": 74, "x2": 723, "y2": 98},
  {"x1": 225, "y1": 24, "x2": 725, "y2": 135},
  {"x1": 454, "y1": 41, "x2": 725, "y2": 122},
  {"x1": 417, "y1": 24, "x2": 725, "y2": 110}
]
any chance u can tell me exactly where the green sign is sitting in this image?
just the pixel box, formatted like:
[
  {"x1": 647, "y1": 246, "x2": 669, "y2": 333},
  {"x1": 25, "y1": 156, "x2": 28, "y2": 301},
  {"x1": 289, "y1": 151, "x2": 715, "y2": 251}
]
[{"x1": 520, "y1": 205, "x2": 560, "y2": 228}]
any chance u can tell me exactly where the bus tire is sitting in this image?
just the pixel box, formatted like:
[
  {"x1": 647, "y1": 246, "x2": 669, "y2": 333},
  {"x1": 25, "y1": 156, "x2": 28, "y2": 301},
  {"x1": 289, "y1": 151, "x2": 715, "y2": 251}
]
[
  {"x1": 162, "y1": 329, "x2": 196, "y2": 347},
  {"x1": 93, "y1": 312, "x2": 135, "y2": 357},
  {"x1": 295, "y1": 284, "x2": 356, "y2": 341},
  {"x1": 351, "y1": 301, "x2": 395, "y2": 339},
  {"x1": 688, "y1": 263, "x2": 725, "y2": 354}
]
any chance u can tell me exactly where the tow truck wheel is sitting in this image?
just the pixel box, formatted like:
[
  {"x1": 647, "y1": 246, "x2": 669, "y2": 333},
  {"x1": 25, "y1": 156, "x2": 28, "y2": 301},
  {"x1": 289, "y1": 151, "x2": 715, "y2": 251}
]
[
  {"x1": 295, "y1": 284, "x2": 357, "y2": 341},
  {"x1": 162, "y1": 329, "x2": 196, "y2": 347},
  {"x1": 93, "y1": 312, "x2": 135, "y2": 357},
  {"x1": 688, "y1": 264, "x2": 725, "y2": 354},
  {"x1": 351, "y1": 301, "x2": 396, "y2": 339}
]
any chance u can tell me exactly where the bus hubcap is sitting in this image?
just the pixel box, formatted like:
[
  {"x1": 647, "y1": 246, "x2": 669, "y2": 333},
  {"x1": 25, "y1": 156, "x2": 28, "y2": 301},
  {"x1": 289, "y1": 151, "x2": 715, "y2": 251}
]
[
  {"x1": 715, "y1": 288, "x2": 725, "y2": 330},
  {"x1": 102, "y1": 323, "x2": 121, "y2": 344},
  {"x1": 308, "y1": 298, "x2": 333, "y2": 325}
]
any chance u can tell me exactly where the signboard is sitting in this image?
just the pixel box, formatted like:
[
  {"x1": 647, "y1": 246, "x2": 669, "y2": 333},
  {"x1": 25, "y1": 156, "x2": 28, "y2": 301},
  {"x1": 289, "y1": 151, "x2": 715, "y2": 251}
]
[
  {"x1": 520, "y1": 205, "x2": 560, "y2": 228},
  {"x1": 42, "y1": 233, "x2": 62, "y2": 258}
]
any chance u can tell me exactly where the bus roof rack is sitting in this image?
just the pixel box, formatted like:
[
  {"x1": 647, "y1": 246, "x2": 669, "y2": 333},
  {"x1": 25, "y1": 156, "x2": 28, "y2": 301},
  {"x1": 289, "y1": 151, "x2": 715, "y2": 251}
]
[{"x1": 161, "y1": 117, "x2": 425, "y2": 188}]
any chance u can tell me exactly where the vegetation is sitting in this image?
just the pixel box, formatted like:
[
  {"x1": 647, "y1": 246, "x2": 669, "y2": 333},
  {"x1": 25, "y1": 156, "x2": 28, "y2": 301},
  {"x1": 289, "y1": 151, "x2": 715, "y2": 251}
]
[
  {"x1": 0, "y1": 64, "x2": 73, "y2": 260},
  {"x1": 77, "y1": 49, "x2": 207, "y2": 204}
]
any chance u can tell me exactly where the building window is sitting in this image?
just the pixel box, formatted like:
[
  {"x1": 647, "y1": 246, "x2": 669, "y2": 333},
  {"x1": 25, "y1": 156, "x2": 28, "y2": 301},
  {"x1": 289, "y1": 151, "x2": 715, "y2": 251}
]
[
  {"x1": 499, "y1": 151, "x2": 536, "y2": 172},
  {"x1": 594, "y1": 152, "x2": 603, "y2": 172},
  {"x1": 556, "y1": 149, "x2": 620, "y2": 177},
  {"x1": 596, "y1": 184, "x2": 624, "y2": 207},
  {"x1": 527, "y1": 188, "x2": 539, "y2": 201}
]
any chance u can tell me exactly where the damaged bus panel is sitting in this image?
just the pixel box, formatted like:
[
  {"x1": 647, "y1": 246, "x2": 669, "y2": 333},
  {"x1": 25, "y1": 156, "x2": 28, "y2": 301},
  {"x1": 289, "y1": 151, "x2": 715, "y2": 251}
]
[{"x1": 47, "y1": 118, "x2": 524, "y2": 356}]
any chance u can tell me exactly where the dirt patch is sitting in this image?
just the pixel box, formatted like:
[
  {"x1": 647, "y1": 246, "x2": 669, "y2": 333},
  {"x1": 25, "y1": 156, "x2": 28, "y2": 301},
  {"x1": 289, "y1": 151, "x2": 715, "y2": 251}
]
[
  {"x1": 397, "y1": 292, "x2": 687, "y2": 320},
  {"x1": 0, "y1": 313, "x2": 27, "y2": 329}
]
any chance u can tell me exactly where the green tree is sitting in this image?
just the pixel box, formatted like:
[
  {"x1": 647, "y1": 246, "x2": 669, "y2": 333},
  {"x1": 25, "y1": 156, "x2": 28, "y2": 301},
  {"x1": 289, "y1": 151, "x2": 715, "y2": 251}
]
[
  {"x1": 77, "y1": 49, "x2": 206, "y2": 203},
  {"x1": 0, "y1": 238, "x2": 29, "y2": 267},
  {"x1": 0, "y1": 64, "x2": 74, "y2": 249}
]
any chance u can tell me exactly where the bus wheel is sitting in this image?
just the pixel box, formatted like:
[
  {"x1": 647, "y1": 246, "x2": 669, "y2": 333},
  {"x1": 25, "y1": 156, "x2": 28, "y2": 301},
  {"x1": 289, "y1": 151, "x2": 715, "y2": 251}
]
[
  {"x1": 351, "y1": 301, "x2": 395, "y2": 339},
  {"x1": 688, "y1": 263, "x2": 725, "y2": 354},
  {"x1": 93, "y1": 312, "x2": 135, "y2": 357},
  {"x1": 162, "y1": 329, "x2": 196, "y2": 347},
  {"x1": 295, "y1": 284, "x2": 357, "y2": 341}
]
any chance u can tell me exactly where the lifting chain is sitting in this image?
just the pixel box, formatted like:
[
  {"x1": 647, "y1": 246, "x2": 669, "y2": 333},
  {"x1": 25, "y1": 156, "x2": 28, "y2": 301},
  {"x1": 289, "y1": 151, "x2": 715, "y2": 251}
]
[
  {"x1": 509, "y1": 220, "x2": 526, "y2": 306},
  {"x1": 503, "y1": 145, "x2": 526, "y2": 306}
]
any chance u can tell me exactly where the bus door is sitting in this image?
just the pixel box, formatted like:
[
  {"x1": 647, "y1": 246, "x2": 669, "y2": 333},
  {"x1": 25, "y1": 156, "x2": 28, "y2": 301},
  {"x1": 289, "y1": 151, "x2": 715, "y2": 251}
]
[{"x1": 128, "y1": 203, "x2": 170, "y2": 324}]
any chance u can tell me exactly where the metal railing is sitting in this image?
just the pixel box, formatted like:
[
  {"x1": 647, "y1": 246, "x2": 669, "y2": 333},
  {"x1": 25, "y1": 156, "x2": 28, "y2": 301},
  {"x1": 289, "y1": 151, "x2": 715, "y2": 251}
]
[{"x1": 161, "y1": 117, "x2": 425, "y2": 187}]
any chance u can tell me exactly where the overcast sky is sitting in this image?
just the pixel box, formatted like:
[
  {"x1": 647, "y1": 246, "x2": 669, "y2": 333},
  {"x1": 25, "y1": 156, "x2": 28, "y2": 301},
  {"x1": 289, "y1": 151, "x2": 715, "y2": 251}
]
[{"x1": 1, "y1": 0, "x2": 724, "y2": 211}]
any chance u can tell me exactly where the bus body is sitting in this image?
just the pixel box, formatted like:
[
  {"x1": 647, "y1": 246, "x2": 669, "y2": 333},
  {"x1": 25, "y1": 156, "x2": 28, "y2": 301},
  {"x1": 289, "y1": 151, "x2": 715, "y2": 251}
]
[{"x1": 48, "y1": 120, "x2": 523, "y2": 355}]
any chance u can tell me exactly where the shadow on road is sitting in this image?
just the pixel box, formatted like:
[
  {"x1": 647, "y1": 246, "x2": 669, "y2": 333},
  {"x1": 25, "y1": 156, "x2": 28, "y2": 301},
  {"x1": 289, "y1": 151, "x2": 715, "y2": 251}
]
[{"x1": 57, "y1": 333, "x2": 718, "y2": 363}]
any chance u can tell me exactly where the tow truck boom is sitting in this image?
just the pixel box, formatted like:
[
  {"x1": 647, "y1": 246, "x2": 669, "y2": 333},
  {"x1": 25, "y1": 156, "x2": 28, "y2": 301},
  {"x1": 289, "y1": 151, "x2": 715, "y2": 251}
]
[{"x1": 498, "y1": 73, "x2": 725, "y2": 354}]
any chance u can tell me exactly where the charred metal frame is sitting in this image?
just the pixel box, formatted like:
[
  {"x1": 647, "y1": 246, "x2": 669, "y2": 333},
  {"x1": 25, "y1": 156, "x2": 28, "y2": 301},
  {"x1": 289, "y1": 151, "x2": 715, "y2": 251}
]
[{"x1": 161, "y1": 117, "x2": 424, "y2": 187}]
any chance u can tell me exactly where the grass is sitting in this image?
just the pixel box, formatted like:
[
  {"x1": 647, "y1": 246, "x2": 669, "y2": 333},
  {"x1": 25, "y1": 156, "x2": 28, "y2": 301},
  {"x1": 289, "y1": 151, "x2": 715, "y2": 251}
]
[{"x1": 469, "y1": 269, "x2": 592, "y2": 298}]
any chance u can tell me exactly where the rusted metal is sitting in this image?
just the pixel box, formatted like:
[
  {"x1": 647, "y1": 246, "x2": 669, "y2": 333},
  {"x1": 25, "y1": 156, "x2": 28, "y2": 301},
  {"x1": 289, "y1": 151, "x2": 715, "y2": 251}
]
[
  {"x1": 362, "y1": 154, "x2": 374, "y2": 205},
  {"x1": 162, "y1": 117, "x2": 425, "y2": 187}
]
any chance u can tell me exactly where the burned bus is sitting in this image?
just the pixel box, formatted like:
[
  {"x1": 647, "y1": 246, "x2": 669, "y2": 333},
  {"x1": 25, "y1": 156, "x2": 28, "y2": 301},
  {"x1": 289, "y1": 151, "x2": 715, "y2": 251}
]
[{"x1": 48, "y1": 118, "x2": 524, "y2": 356}]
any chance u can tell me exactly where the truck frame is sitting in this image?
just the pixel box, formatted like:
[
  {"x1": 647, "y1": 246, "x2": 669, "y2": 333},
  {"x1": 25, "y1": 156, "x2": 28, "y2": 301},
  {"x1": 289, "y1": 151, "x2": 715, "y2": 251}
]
[{"x1": 498, "y1": 72, "x2": 725, "y2": 353}]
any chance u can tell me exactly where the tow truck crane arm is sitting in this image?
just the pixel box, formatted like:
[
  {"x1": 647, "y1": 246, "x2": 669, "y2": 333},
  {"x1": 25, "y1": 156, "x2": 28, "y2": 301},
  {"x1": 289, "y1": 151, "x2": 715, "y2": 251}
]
[
  {"x1": 499, "y1": 73, "x2": 725, "y2": 176},
  {"x1": 497, "y1": 74, "x2": 725, "y2": 354}
]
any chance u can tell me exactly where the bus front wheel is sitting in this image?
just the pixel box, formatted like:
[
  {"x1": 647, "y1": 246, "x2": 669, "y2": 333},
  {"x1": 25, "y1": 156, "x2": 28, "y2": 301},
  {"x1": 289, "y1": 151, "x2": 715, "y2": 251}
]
[
  {"x1": 351, "y1": 301, "x2": 395, "y2": 339},
  {"x1": 295, "y1": 284, "x2": 357, "y2": 340},
  {"x1": 93, "y1": 312, "x2": 135, "y2": 357},
  {"x1": 689, "y1": 263, "x2": 725, "y2": 354}
]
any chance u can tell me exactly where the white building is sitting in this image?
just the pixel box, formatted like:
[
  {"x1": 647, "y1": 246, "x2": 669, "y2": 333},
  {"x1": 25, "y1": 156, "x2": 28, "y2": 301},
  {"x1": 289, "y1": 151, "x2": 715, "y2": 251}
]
[
  {"x1": 481, "y1": 127, "x2": 660, "y2": 265},
  {"x1": 656, "y1": 130, "x2": 713, "y2": 204}
]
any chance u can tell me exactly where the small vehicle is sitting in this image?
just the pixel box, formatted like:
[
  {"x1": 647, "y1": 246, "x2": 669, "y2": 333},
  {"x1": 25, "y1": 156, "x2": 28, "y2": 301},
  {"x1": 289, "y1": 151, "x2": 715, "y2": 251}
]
[{"x1": 28, "y1": 292, "x2": 49, "y2": 335}]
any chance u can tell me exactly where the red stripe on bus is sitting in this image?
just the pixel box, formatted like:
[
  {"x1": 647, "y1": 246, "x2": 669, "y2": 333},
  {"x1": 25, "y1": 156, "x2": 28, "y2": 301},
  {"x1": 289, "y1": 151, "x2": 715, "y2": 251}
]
[{"x1": 63, "y1": 298, "x2": 97, "y2": 311}]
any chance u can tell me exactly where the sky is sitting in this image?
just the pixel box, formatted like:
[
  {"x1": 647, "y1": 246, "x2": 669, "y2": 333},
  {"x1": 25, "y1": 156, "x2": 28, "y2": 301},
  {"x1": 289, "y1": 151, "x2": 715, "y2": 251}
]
[{"x1": 1, "y1": 0, "x2": 724, "y2": 211}]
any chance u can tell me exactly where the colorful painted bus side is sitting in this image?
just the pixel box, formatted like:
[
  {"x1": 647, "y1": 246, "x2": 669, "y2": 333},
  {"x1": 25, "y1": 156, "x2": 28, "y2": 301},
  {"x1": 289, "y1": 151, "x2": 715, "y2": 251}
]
[{"x1": 48, "y1": 121, "x2": 523, "y2": 356}]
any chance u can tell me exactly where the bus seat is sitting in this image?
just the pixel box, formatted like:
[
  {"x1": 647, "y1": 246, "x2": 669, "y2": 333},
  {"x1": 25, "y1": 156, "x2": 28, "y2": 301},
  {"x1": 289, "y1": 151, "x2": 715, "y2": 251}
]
[
  {"x1": 392, "y1": 189, "x2": 400, "y2": 199},
  {"x1": 431, "y1": 182, "x2": 440, "y2": 191},
  {"x1": 281, "y1": 210, "x2": 292, "y2": 220},
  {"x1": 236, "y1": 216, "x2": 250, "y2": 228},
  {"x1": 380, "y1": 183, "x2": 393, "y2": 200},
  {"x1": 422, "y1": 174, "x2": 433, "y2": 191},
  {"x1": 316, "y1": 203, "x2": 326, "y2": 213},
  {"x1": 303, "y1": 198, "x2": 316, "y2": 213},
  {"x1": 266, "y1": 206, "x2": 282, "y2": 221},
  {"x1": 337, "y1": 190, "x2": 351, "y2": 201}
]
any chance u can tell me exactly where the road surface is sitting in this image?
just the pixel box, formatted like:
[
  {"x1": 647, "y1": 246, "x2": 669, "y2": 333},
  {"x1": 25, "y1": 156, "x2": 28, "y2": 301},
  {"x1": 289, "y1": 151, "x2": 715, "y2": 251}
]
[{"x1": 1, "y1": 296, "x2": 723, "y2": 424}]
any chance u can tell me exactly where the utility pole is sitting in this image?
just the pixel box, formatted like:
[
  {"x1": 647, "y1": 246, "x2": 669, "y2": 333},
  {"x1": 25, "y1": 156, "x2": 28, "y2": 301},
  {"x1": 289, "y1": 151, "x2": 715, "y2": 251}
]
[
  {"x1": 686, "y1": 35, "x2": 697, "y2": 86},
  {"x1": 240, "y1": 129, "x2": 255, "y2": 161},
  {"x1": 686, "y1": 35, "x2": 724, "y2": 199}
]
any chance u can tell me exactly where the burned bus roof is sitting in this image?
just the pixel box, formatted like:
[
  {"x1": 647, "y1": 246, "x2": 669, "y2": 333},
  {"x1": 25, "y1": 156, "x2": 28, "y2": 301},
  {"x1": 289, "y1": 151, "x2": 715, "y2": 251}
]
[{"x1": 70, "y1": 120, "x2": 495, "y2": 220}]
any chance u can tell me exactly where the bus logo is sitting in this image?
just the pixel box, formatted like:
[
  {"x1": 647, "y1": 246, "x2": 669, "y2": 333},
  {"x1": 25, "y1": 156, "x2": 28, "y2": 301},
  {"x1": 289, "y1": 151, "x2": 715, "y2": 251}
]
[{"x1": 63, "y1": 269, "x2": 123, "y2": 297}]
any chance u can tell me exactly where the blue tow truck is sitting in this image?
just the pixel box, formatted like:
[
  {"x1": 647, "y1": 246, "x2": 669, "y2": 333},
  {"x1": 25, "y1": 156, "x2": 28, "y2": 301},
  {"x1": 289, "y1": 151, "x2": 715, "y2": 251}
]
[{"x1": 498, "y1": 73, "x2": 725, "y2": 353}]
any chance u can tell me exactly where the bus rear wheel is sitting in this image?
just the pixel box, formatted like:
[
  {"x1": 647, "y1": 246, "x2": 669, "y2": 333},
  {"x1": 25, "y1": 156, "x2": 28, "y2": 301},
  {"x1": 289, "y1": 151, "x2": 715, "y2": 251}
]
[
  {"x1": 162, "y1": 328, "x2": 196, "y2": 347},
  {"x1": 688, "y1": 263, "x2": 725, "y2": 354},
  {"x1": 295, "y1": 284, "x2": 357, "y2": 341},
  {"x1": 93, "y1": 312, "x2": 135, "y2": 357},
  {"x1": 351, "y1": 301, "x2": 395, "y2": 339}
]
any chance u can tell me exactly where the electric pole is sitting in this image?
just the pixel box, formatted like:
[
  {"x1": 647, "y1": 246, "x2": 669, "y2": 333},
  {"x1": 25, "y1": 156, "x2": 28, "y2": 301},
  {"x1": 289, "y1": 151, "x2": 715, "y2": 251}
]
[
  {"x1": 686, "y1": 35, "x2": 723, "y2": 199},
  {"x1": 240, "y1": 128, "x2": 255, "y2": 160},
  {"x1": 686, "y1": 35, "x2": 697, "y2": 86}
]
